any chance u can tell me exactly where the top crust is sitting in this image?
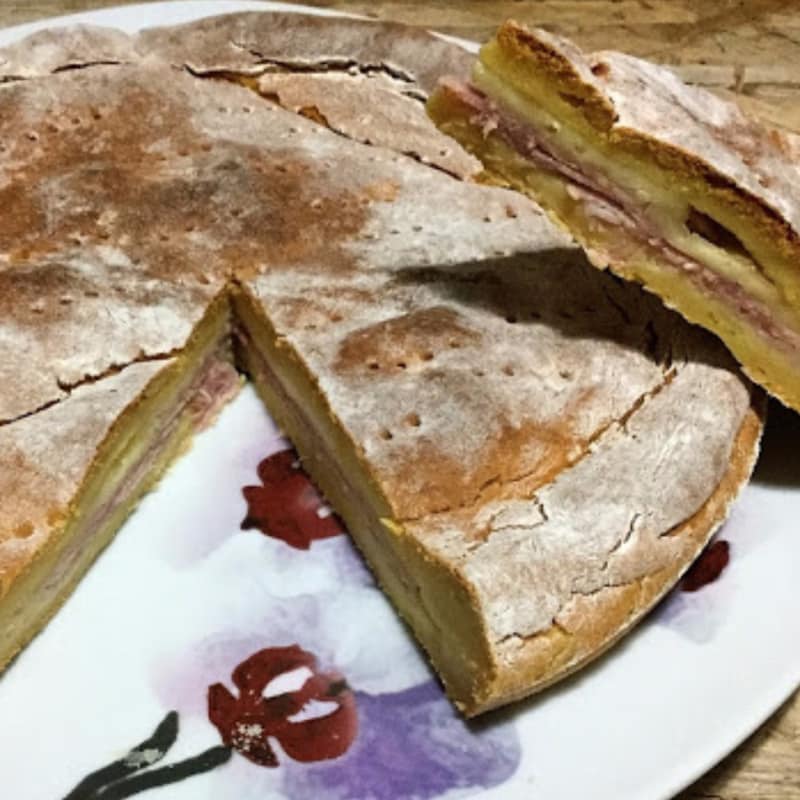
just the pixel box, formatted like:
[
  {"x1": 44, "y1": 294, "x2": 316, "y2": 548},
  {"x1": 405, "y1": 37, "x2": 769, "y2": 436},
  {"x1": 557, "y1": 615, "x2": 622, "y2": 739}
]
[
  {"x1": 136, "y1": 11, "x2": 474, "y2": 91},
  {"x1": 0, "y1": 24, "x2": 136, "y2": 78},
  {"x1": 0, "y1": 13, "x2": 488, "y2": 427},
  {"x1": 494, "y1": 21, "x2": 800, "y2": 245},
  {"x1": 0, "y1": 13, "x2": 474, "y2": 95},
  {"x1": 0, "y1": 64, "x2": 244, "y2": 419},
  {"x1": 0, "y1": 11, "x2": 568, "y2": 548},
  {"x1": 0, "y1": 12, "x2": 762, "y2": 710}
]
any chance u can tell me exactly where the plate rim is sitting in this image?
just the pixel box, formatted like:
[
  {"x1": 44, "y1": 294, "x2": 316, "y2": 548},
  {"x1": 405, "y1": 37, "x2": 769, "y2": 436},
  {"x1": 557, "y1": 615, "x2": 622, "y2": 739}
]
[{"x1": 0, "y1": 4, "x2": 797, "y2": 799}]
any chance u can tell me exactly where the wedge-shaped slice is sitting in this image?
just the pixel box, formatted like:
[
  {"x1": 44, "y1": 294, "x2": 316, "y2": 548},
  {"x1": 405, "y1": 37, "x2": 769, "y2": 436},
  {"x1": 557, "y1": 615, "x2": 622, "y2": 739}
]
[
  {"x1": 232, "y1": 172, "x2": 763, "y2": 713},
  {"x1": 428, "y1": 20, "x2": 800, "y2": 412},
  {"x1": 0, "y1": 309, "x2": 239, "y2": 667},
  {"x1": 0, "y1": 13, "x2": 763, "y2": 717}
]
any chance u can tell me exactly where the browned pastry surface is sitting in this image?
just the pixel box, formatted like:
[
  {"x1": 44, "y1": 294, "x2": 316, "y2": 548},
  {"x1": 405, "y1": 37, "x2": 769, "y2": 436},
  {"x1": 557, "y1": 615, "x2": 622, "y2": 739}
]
[
  {"x1": 0, "y1": 12, "x2": 762, "y2": 714},
  {"x1": 428, "y1": 20, "x2": 800, "y2": 412}
]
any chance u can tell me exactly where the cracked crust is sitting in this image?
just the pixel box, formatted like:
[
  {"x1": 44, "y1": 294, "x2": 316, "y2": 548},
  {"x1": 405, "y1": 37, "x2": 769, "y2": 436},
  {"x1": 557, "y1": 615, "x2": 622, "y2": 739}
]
[
  {"x1": 430, "y1": 21, "x2": 800, "y2": 411},
  {"x1": 136, "y1": 12, "x2": 480, "y2": 177},
  {"x1": 408, "y1": 363, "x2": 762, "y2": 714},
  {"x1": 136, "y1": 11, "x2": 474, "y2": 92},
  {"x1": 250, "y1": 246, "x2": 735, "y2": 522},
  {"x1": 0, "y1": 12, "x2": 763, "y2": 714},
  {"x1": 251, "y1": 71, "x2": 480, "y2": 178},
  {"x1": 496, "y1": 397, "x2": 763, "y2": 710},
  {"x1": 0, "y1": 360, "x2": 171, "y2": 598},
  {"x1": 0, "y1": 24, "x2": 136, "y2": 79}
]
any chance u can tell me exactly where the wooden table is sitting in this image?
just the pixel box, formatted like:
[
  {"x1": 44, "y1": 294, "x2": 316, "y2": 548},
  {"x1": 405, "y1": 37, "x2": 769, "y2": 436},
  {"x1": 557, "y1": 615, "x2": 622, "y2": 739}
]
[{"x1": 1, "y1": 1, "x2": 798, "y2": 798}]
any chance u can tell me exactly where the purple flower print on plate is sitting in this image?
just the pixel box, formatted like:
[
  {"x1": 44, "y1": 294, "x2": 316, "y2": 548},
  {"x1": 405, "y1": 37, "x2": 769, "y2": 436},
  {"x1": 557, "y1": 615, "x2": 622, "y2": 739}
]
[
  {"x1": 137, "y1": 434, "x2": 521, "y2": 800},
  {"x1": 282, "y1": 681, "x2": 520, "y2": 800}
]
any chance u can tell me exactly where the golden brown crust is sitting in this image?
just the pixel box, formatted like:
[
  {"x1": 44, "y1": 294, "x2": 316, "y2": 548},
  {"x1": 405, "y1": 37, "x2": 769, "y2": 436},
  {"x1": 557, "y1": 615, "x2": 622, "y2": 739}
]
[
  {"x1": 495, "y1": 22, "x2": 617, "y2": 131},
  {"x1": 474, "y1": 398, "x2": 764, "y2": 714},
  {"x1": 136, "y1": 11, "x2": 474, "y2": 93},
  {"x1": 492, "y1": 20, "x2": 800, "y2": 263},
  {"x1": 0, "y1": 13, "x2": 764, "y2": 716}
]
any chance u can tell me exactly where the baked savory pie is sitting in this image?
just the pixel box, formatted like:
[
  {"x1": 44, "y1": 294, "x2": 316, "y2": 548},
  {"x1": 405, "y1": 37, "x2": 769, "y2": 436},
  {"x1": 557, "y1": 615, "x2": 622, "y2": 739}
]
[
  {"x1": 428, "y1": 20, "x2": 800, "y2": 413},
  {"x1": 0, "y1": 12, "x2": 762, "y2": 715}
]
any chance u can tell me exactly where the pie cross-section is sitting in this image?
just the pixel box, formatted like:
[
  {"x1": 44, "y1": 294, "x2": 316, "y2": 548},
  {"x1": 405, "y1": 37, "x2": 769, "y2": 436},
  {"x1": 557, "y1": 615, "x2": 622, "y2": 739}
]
[{"x1": 0, "y1": 13, "x2": 763, "y2": 715}]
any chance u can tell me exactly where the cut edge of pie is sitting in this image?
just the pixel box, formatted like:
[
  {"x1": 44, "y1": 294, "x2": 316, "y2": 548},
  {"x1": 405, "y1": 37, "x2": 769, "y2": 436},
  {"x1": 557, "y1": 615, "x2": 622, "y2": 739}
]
[
  {"x1": 233, "y1": 278, "x2": 766, "y2": 714},
  {"x1": 0, "y1": 291, "x2": 240, "y2": 670},
  {"x1": 0, "y1": 13, "x2": 767, "y2": 718},
  {"x1": 427, "y1": 20, "x2": 800, "y2": 413}
]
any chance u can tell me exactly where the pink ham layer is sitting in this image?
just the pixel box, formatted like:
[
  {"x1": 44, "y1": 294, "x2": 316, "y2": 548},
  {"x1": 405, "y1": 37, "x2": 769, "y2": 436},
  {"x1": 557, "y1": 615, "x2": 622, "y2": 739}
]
[
  {"x1": 42, "y1": 351, "x2": 240, "y2": 596},
  {"x1": 440, "y1": 78, "x2": 800, "y2": 354}
]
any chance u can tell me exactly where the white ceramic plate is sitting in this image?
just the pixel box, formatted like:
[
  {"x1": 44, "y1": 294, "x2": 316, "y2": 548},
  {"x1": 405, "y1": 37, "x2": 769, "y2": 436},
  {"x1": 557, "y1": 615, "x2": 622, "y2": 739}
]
[{"x1": 0, "y1": 4, "x2": 798, "y2": 799}]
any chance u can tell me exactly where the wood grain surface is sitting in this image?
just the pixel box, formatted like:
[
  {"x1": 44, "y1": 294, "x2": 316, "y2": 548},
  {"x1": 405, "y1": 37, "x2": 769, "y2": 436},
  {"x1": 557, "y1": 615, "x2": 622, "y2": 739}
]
[{"x1": 1, "y1": 2, "x2": 798, "y2": 798}]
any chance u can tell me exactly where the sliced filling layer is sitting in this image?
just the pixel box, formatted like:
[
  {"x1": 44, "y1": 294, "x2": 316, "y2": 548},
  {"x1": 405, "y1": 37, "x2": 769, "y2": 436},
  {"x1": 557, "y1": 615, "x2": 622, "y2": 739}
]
[
  {"x1": 0, "y1": 296, "x2": 240, "y2": 669},
  {"x1": 472, "y1": 45, "x2": 800, "y2": 307},
  {"x1": 230, "y1": 287, "x2": 495, "y2": 712},
  {"x1": 2, "y1": 284, "x2": 494, "y2": 710},
  {"x1": 428, "y1": 74, "x2": 800, "y2": 408}
]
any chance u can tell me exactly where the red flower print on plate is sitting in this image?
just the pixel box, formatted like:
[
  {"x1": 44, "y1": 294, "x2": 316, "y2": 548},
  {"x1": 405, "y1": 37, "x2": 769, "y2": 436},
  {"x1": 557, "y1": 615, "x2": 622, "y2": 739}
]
[
  {"x1": 682, "y1": 540, "x2": 731, "y2": 592},
  {"x1": 208, "y1": 645, "x2": 358, "y2": 767},
  {"x1": 241, "y1": 449, "x2": 344, "y2": 550},
  {"x1": 64, "y1": 646, "x2": 358, "y2": 798}
]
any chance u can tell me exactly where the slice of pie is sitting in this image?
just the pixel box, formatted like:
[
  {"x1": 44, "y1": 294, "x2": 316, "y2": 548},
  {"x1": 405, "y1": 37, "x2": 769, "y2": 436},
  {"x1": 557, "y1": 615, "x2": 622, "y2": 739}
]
[
  {"x1": 428, "y1": 20, "x2": 800, "y2": 413},
  {"x1": 0, "y1": 12, "x2": 763, "y2": 716}
]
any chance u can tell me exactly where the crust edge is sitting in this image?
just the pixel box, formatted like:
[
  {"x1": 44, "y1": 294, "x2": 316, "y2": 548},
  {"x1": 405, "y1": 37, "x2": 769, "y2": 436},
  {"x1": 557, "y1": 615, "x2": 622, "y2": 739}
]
[
  {"x1": 490, "y1": 20, "x2": 800, "y2": 272},
  {"x1": 461, "y1": 395, "x2": 764, "y2": 716}
]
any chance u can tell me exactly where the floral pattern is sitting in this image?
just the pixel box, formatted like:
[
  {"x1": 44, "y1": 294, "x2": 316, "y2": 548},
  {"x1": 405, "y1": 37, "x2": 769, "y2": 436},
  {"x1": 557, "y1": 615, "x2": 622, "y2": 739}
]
[
  {"x1": 681, "y1": 540, "x2": 730, "y2": 592},
  {"x1": 63, "y1": 437, "x2": 520, "y2": 799},
  {"x1": 208, "y1": 645, "x2": 358, "y2": 767},
  {"x1": 657, "y1": 533, "x2": 735, "y2": 643},
  {"x1": 281, "y1": 681, "x2": 520, "y2": 800},
  {"x1": 241, "y1": 449, "x2": 344, "y2": 549}
]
